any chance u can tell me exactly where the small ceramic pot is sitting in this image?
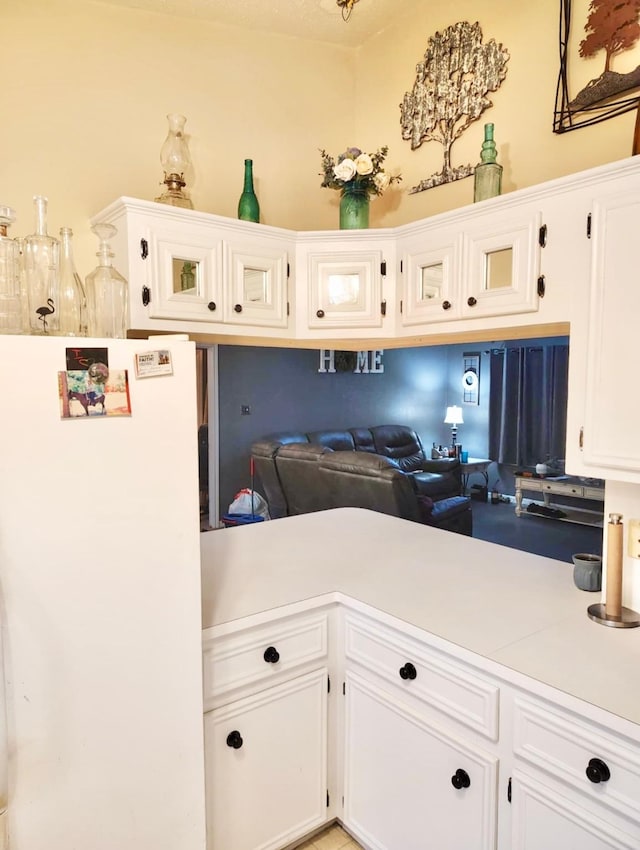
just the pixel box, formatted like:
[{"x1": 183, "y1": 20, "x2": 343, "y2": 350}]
[{"x1": 572, "y1": 553, "x2": 602, "y2": 592}]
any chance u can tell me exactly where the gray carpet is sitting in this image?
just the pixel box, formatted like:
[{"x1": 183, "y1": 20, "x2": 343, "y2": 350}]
[{"x1": 471, "y1": 498, "x2": 603, "y2": 563}]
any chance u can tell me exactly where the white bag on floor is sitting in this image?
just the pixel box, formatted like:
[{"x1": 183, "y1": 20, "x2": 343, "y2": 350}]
[{"x1": 228, "y1": 488, "x2": 270, "y2": 519}]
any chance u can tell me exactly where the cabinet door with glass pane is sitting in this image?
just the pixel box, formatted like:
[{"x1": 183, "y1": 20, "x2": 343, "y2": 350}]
[
  {"x1": 147, "y1": 218, "x2": 223, "y2": 323},
  {"x1": 401, "y1": 230, "x2": 462, "y2": 326},
  {"x1": 306, "y1": 249, "x2": 385, "y2": 330},
  {"x1": 462, "y1": 207, "x2": 542, "y2": 319},
  {"x1": 223, "y1": 235, "x2": 290, "y2": 328}
]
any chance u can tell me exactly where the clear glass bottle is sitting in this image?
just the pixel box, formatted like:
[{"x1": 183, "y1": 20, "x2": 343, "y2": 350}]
[
  {"x1": 58, "y1": 227, "x2": 87, "y2": 337},
  {"x1": 0, "y1": 205, "x2": 23, "y2": 334},
  {"x1": 85, "y1": 223, "x2": 128, "y2": 338},
  {"x1": 13, "y1": 236, "x2": 29, "y2": 332},
  {"x1": 237, "y1": 159, "x2": 260, "y2": 223},
  {"x1": 24, "y1": 195, "x2": 60, "y2": 334},
  {"x1": 473, "y1": 123, "x2": 503, "y2": 203}
]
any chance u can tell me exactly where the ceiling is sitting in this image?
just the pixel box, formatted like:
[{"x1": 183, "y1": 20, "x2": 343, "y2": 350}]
[{"x1": 94, "y1": 0, "x2": 422, "y2": 47}]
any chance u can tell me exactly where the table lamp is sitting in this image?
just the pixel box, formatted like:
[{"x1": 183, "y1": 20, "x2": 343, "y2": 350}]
[{"x1": 444, "y1": 405, "x2": 464, "y2": 448}]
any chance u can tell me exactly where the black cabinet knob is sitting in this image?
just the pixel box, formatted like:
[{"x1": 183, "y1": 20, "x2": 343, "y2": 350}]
[
  {"x1": 263, "y1": 646, "x2": 280, "y2": 664},
  {"x1": 316, "y1": 309, "x2": 325, "y2": 318},
  {"x1": 207, "y1": 301, "x2": 216, "y2": 311},
  {"x1": 234, "y1": 304, "x2": 243, "y2": 313},
  {"x1": 586, "y1": 758, "x2": 610, "y2": 784},
  {"x1": 399, "y1": 662, "x2": 417, "y2": 680},
  {"x1": 226, "y1": 730, "x2": 243, "y2": 749},
  {"x1": 451, "y1": 768, "x2": 471, "y2": 789},
  {"x1": 442, "y1": 300, "x2": 452, "y2": 310},
  {"x1": 467, "y1": 296, "x2": 477, "y2": 307}
]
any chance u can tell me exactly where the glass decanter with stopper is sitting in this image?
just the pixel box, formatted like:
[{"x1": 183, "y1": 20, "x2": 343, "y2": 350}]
[
  {"x1": 24, "y1": 195, "x2": 60, "y2": 334},
  {"x1": 0, "y1": 205, "x2": 23, "y2": 334},
  {"x1": 58, "y1": 227, "x2": 87, "y2": 336},
  {"x1": 85, "y1": 223, "x2": 128, "y2": 338}
]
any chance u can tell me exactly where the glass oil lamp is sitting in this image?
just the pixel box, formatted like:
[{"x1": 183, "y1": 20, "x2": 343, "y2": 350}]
[{"x1": 155, "y1": 113, "x2": 194, "y2": 209}]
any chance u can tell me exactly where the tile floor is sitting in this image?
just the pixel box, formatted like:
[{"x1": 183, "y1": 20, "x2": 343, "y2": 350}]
[{"x1": 296, "y1": 823, "x2": 363, "y2": 850}]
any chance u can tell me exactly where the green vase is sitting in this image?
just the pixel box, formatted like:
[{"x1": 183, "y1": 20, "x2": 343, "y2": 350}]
[
  {"x1": 339, "y1": 181, "x2": 370, "y2": 229},
  {"x1": 238, "y1": 158, "x2": 260, "y2": 223}
]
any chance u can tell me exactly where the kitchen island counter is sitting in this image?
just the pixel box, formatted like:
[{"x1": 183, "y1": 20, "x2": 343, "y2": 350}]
[{"x1": 200, "y1": 508, "x2": 640, "y2": 726}]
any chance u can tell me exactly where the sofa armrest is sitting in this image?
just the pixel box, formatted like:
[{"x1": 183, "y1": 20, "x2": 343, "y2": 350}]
[{"x1": 420, "y1": 457, "x2": 460, "y2": 475}]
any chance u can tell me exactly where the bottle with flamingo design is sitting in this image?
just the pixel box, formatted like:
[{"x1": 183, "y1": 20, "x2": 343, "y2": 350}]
[{"x1": 24, "y1": 195, "x2": 60, "y2": 334}]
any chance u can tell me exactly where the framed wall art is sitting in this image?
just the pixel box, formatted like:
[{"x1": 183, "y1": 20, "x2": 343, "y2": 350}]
[{"x1": 554, "y1": 0, "x2": 640, "y2": 134}]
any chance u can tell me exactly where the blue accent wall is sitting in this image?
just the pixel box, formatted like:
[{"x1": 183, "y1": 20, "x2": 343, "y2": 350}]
[{"x1": 217, "y1": 336, "x2": 568, "y2": 516}]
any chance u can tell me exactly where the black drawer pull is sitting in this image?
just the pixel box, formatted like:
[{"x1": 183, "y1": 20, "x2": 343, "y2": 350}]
[
  {"x1": 451, "y1": 768, "x2": 471, "y2": 789},
  {"x1": 442, "y1": 300, "x2": 452, "y2": 310},
  {"x1": 316, "y1": 309, "x2": 325, "y2": 318},
  {"x1": 399, "y1": 662, "x2": 417, "y2": 680},
  {"x1": 586, "y1": 758, "x2": 610, "y2": 784},
  {"x1": 226, "y1": 730, "x2": 243, "y2": 749},
  {"x1": 263, "y1": 646, "x2": 280, "y2": 664}
]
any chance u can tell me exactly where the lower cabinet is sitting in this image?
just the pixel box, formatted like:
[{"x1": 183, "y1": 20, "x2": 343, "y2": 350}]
[
  {"x1": 204, "y1": 667, "x2": 328, "y2": 850},
  {"x1": 510, "y1": 694, "x2": 640, "y2": 850},
  {"x1": 202, "y1": 601, "x2": 640, "y2": 850},
  {"x1": 511, "y1": 770, "x2": 639, "y2": 850},
  {"x1": 343, "y1": 672, "x2": 498, "y2": 850}
]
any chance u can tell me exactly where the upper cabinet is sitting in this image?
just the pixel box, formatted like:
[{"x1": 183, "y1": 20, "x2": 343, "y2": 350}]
[
  {"x1": 294, "y1": 233, "x2": 397, "y2": 339},
  {"x1": 400, "y1": 204, "x2": 543, "y2": 329},
  {"x1": 92, "y1": 157, "x2": 640, "y2": 351},
  {"x1": 564, "y1": 161, "x2": 640, "y2": 485},
  {"x1": 91, "y1": 198, "x2": 294, "y2": 337}
]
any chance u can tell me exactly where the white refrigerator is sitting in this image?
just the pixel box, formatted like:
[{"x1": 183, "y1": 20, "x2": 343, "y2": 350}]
[{"x1": 0, "y1": 335, "x2": 206, "y2": 850}]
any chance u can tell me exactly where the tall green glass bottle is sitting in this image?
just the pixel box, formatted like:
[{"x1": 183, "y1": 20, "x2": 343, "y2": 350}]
[
  {"x1": 237, "y1": 159, "x2": 260, "y2": 223},
  {"x1": 473, "y1": 123, "x2": 502, "y2": 203}
]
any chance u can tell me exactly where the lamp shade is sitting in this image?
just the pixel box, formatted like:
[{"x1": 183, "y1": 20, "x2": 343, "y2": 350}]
[{"x1": 444, "y1": 405, "x2": 464, "y2": 425}]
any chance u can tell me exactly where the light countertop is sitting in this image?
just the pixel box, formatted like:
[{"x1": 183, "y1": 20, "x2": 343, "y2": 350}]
[{"x1": 200, "y1": 508, "x2": 640, "y2": 726}]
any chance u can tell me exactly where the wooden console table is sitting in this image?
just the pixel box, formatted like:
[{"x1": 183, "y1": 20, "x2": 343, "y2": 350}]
[{"x1": 514, "y1": 475, "x2": 605, "y2": 526}]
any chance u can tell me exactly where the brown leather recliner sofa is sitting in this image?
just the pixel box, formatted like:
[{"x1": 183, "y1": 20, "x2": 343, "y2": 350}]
[{"x1": 251, "y1": 424, "x2": 472, "y2": 535}]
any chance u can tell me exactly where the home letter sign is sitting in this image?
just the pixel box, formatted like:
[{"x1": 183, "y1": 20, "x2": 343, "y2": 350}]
[{"x1": 318, "y1": 350, "x2": 385, "y2": 374}]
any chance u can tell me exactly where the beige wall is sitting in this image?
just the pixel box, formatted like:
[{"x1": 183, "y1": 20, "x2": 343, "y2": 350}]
[
  {"x1": 2, "y1": 0, "x2": 636, "y2": 274},
  {"x1": 356, "y1": 0, "x2": 636, "y2": 223}
]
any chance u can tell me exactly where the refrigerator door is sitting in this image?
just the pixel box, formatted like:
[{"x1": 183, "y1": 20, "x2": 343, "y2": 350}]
[{"x1": 0, "y1": 336, "x2": 206, "y2": 850}]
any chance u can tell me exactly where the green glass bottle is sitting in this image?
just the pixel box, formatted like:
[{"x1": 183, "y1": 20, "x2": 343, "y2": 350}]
[
  {"x1": 473, "y1": 123, "x2": 503, "y2": 203},
  {"x1": 237, "y1": 159, "x2": 260, "y2": 223}
]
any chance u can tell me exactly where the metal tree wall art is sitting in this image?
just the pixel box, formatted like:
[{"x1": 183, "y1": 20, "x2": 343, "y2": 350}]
[
  {"x1": 554, "y1": 0, "x2": 640, "y2": 133},
  {"x1": 400, "y1": 21, "x2": 510, "y2": 194}
]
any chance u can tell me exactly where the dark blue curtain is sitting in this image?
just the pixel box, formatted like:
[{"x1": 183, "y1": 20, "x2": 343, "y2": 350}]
[{"x1": 489, "y1": 345, "x2": 569, "y2": 467}]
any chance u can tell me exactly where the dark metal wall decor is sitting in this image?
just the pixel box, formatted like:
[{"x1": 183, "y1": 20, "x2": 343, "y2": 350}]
[
  {"x1": 400, "y1": 21, "x2": 510, "y2": 194},
  {"x1": 554, "y1": 0, "x2": 640, "y2": 133}
]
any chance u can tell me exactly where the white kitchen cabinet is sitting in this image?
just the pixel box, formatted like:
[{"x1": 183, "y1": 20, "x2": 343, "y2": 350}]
[
  {"x1": 510, "y1": 694, "x2": 640, "y2": 849},
  {"x1": 204, "y1": 668, "x2": 328, "y2": 850},
  {"x1": 571, "y1": 185, "x2": 640, "y2": 482},
  {"x1": 400, "y1": 204, "x2": 542, "y2": 328},
  {"x1": 222, "y1": 234, "x2": 290, "y2": 328},
  {"x1": 294, "y1": 233, "x2": 396, "y2": 337},
  {"x1": 463, "y1": 206, "x2": 542, "y2": 319},
  {"x1": 511, "y1": 770, "x2": 639, "y2": 850},
  {"x1": 202, "y1": 608, "x2": 332, "y2": 850},
  {"x1": 400, "y1": 226, "x2": 461, "y2": 326},
  {"x1": 341, "y1": 610, "x2": 499, "y2": 850},
  {"x1": 91, "y1": 197, "x2": 294, "y2": 336},
  {"x1": 201, "y1": 590, "x2": 640, "y2": 850},
  {"x1": 344, "y1": 672, "x2": 498, "y2": 850}
]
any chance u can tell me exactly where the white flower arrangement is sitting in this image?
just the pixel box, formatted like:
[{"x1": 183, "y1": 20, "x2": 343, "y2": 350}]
[{"x1": 320, "y1": 146, "x2": 401, "y2": 196}]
